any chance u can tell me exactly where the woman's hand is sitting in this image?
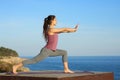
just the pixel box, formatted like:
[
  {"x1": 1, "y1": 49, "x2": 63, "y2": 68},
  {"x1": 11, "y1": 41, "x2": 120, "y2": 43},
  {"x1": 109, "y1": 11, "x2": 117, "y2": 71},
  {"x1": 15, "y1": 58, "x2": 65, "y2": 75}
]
[
  {"x1": 73, "y1": 24, "x2": 79, "y2": 32},
  {"x1": 65, "y1": 24, "x2": 79, "y2": 33}
]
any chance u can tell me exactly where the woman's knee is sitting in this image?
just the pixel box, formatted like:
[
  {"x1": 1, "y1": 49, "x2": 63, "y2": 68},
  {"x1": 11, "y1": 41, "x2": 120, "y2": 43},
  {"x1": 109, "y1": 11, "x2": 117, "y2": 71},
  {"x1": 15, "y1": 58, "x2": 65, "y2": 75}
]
[
  {"x1": 62, "y1": 50, "x2": 68, "y2": 62},
  {"x1": 63, "y1": 50, "x2": 67, "y2": 57},
  {"x1": 62, "y1": 50, "x2": 67, "y2": 56}
]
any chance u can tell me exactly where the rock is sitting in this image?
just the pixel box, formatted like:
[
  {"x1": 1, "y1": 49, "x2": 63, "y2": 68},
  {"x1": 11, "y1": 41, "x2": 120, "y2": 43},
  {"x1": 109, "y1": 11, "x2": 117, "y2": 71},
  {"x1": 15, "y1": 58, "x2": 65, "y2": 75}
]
[
  {"x1": 0, "y1": 57, "x2": 30, "y2": 72},
  {"x1": 0, "y1": 47, "x2": 30, "y2": 72},
  {"x1": 0, "y1": 61, "x2": 12, "y2": 72}
]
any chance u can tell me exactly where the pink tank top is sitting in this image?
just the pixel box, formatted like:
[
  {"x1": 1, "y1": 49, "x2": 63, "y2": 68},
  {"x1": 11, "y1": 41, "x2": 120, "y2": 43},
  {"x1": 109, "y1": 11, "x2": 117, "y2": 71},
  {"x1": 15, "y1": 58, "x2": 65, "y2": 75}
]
[{"x1": 45, "y1": 33, "x2": 58, "y2": 50}]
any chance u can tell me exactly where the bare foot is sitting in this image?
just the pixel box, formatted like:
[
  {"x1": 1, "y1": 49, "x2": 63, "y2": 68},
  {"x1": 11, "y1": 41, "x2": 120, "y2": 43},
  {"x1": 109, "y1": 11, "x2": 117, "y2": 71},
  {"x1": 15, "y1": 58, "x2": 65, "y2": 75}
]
[
  {"x1": 12, "y1": 65, "x2": 18, "y2": 74},
  {"x1": 64, "y1": 69, "x2": 74, "y2": 73}
]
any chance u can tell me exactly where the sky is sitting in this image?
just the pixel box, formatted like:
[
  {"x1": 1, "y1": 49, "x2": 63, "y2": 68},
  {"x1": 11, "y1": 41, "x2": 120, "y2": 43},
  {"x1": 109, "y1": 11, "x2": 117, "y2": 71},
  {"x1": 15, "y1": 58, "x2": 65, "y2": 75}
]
[{"x1": 0, "y1": 0, "x2": 120, "y2": 56}]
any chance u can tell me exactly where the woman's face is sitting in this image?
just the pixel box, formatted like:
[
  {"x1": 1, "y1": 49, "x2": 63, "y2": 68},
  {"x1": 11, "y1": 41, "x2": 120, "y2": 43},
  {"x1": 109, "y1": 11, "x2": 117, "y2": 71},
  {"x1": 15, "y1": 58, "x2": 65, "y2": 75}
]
[{"x1": 52, "y1": 18, "x2": 57, "y2": 26}]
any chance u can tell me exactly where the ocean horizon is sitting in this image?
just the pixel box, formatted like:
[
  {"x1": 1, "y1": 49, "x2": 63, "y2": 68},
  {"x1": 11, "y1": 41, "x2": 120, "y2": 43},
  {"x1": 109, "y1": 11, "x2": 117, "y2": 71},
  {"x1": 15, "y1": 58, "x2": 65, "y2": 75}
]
[{"x1": 21, "y1": 56, "x2": 120, "y2": 80}]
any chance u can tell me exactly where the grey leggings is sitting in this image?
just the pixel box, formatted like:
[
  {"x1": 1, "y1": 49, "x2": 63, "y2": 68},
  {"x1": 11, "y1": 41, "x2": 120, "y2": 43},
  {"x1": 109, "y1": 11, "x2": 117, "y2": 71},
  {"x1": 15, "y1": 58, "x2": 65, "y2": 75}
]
[{"x1": 22, "y1": 47, "x2": 68, "y2": 65}]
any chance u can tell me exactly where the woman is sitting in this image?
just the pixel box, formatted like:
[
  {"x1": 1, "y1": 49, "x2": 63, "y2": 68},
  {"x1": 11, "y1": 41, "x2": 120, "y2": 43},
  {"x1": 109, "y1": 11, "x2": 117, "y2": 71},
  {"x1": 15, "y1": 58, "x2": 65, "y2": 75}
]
[{"x1": 12, "y1": 15, "x2": 78, "y2": 74}]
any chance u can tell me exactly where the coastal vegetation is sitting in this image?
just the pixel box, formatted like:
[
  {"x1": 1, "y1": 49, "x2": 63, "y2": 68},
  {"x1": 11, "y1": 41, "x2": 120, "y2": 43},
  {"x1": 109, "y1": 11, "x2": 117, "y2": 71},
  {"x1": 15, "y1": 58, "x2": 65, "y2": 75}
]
[{"x1": 0, "y1": 47, "x2": 18, "y2": 57}]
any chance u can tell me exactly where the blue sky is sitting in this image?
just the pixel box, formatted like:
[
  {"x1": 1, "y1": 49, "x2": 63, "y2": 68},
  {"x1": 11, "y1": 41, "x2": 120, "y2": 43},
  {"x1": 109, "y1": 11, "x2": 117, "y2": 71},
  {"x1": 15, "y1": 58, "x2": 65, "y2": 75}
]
[{"x1": 0, "y1": 0, "x2": 120, "y2": 56}]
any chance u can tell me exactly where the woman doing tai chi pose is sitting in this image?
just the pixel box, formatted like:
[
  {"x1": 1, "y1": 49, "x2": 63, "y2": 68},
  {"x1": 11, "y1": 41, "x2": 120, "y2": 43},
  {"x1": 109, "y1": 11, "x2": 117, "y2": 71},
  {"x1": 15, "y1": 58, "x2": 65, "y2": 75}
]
[{"x1": 12, "y1": 15, "x2": 79, "y2": 74}]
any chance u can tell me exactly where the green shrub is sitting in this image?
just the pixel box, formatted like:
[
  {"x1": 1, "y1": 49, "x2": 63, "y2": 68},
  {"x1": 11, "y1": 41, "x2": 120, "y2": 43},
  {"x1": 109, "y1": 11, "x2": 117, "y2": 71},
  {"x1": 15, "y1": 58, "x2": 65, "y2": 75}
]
[{"x1": 0, "y1": 47, "x2": 19, "y2": 57}]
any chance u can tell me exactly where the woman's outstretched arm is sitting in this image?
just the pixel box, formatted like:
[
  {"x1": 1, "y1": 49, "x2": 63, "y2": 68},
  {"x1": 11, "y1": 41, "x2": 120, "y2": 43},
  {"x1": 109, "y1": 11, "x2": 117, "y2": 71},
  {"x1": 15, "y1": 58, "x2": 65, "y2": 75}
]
[{"x1": 49, "y1": 24, "x2": 79, "y2": 33}]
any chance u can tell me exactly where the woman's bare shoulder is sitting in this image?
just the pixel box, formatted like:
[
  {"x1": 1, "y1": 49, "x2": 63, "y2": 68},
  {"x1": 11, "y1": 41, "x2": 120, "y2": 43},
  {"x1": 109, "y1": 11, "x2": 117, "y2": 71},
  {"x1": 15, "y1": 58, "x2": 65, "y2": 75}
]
[{"x1": 48, "y1": 28, "x2": 56, "y2": 35}]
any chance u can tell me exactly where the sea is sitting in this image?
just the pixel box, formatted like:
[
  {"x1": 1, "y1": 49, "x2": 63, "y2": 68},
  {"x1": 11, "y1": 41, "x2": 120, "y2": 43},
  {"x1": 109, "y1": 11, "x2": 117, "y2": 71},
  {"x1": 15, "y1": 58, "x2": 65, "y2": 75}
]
[{"x1": 22, "y1": 56, "x2": 120, "y2": 80}]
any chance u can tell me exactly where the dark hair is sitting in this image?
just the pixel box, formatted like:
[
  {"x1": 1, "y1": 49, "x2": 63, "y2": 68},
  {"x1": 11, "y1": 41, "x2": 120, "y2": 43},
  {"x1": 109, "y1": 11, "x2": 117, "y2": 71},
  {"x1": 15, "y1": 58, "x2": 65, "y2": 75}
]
[{"x1": 43, "y1": 15, "x2": 56, "y2": 42}]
